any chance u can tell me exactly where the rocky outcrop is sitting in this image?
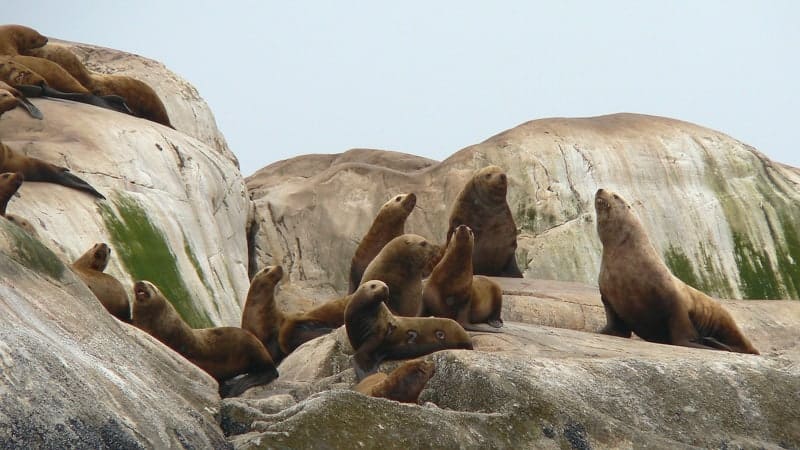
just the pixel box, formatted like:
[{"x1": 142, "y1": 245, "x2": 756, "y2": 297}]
[
  {"x1": 222, "y1": 277, "x2": 800, "y2": 449},
  {"x1": 248, "y1": 114, "x2": 800, "y2": 301}
]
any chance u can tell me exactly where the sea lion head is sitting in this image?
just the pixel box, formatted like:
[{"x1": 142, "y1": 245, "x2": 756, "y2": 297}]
[
  {"x1": 595, "y1": 188, "x2": 637, "y2": 246},
  {"x1": 397, "y1": 234, "x2": 443, "y2": 273},
  {"x1": 380, "y1": 192, "x2": 417, "y2": 216},
  {"x1": 453, "y1": 224, "x2": 474, "y2": 245},
  {"x1": 0, "y1": 89, "x2": 15, "y2": 113},
  {"x1": 132, "y1": 280, "x2": 163, "y2": 308},
  {"x1": 474, "y1": 165, "x2": 508, "y2": 200},
  {"x1": 89, "y1": 243, "x2": 111, "y2": 271},
  {"x1": 354, "y1": 279, "x2": 390, "y2": 306},
  {"x1": 250, "y1": 265, "x2": 284, "y2": 293},
  {"x1": 4, "y1": 25, "x2": 48, "y2": 51},
  {"x1": 0, "y1": 172, "x2": 24, "y2": 212}
]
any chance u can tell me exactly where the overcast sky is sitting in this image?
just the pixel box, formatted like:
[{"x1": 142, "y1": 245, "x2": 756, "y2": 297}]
[{"x1": 6, "y1": 1, "x2": 799, "y2": 175}]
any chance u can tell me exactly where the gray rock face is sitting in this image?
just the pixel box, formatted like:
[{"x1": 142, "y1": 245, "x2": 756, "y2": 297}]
[
  {"x1": 247, "y1": 114, "x2": 800, "y2": 300},
  {"x1": 222, "y1": 278, "x2": 800, "y2": 449}
]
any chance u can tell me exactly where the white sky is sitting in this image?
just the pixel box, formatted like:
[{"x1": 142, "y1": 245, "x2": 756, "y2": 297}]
[{"x1": 6, "y1": 1, "x2": 799, "y2": 175}]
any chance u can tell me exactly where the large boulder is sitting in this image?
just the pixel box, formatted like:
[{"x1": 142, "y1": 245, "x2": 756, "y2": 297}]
[
  {"x1": 222, "y1": 278, "x2": 800, "y2": 449},
  {"x1": 247, "y1": 113, "x2": 800, "y2": 301}
]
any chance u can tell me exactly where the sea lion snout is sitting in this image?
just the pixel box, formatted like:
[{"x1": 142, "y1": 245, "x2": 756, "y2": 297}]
[{"x1": 133, "y1": 281, "x2": 153, "y2": 301}]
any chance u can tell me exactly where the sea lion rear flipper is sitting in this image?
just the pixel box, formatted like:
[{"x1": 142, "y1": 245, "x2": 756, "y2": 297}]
[
  {"x1": 352, "y1": 350, "x2": 381, "y2": 381},
  {"x1": 15, "y1": 97, "x2": 43, "y2": 119},
  {"x1": 462, "y1": 322, "x2": 504, "y2": 333},
  {"x1": 698, "y1": 336, "x2": 734, "y2": 352},
  {"x1": 55, "y1": 170, "x2": 105, "y2": 199},
  {"x1": 219, "y1": 367, "x2": 279, "y2": 398}
]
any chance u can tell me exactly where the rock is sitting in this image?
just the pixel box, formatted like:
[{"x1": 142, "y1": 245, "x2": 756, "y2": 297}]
[
  {"x1": 0, "y1": 221, "x2": 230, "y2": 448},
  {"x1": 222, "y1": 278, "x2": 800, "y2": 449},
  {"x1": 247, "y1": 114, "x2": 800, "y2": 300}
]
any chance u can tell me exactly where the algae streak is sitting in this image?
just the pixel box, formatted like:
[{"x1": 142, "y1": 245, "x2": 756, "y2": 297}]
[
  {"x1": 1, "y1": 220, "x2": 65, "y2": 280},
  {"x1": 99, "y1": 195, "x2": 213, "y2": 328}
]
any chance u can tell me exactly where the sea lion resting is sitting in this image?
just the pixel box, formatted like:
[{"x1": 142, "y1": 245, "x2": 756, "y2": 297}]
[
  {"x1": 0, "y1": 140, "x2": 104, "y2": 198},
  {"x1": 447, "y1": 165, "x2": 522, "y2": 277},
  {"x1": 595, "y1": 188, "x2": 759, "y2": 354},
  {"x1": 0, "y1": 80, "x2": 41, "y2": 119},
  {"x1": 241, "y1": 265, "x2": 287, "y2": 363},
  {"x1": 278, "y1": 293, "x2": 349, "y2": 355},
  {"x1": 71, "y1": 243, "x2": 131, "y2": 323},
  {"x1": 353, "y1": 358, "x2": 436, "y2": 404},
  {"x1": 345, "y1": 280, "x2": 473, "y2": 380},
  {"x1": 132, "y1": 281, "x2": 279, "y2": 397},
  {"x1": 348, "y1": 192, "x2": 417, "y2": 293},
  {"x1": 423, "y1": 224, "x2": 504, "y2": 332},
  {"x1": 0, "y1": 24, "x2": 48, "y2": 56},
  {"x1": 0, "y1": 171, "x2": 37, "y2": 236}
]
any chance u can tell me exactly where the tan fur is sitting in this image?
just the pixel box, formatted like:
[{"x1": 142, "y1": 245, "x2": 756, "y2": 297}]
[
  {"x1": 0, "y1": 171, "x2": 22, "y2": 216},
  {"x1": 7, "y1": 55, "x2": 89, "y2": 93},
  {"x1": 0, "y1": 25, "x2": 48, "y2": 56},
  {"x1": 278, "y1": 294, "x2": 350, "y2": 355},
  {"x1": 345, "y1": 280, "x2": 472, "y2": 379},
  {"x1": 241, "y1": 265, "x2": 286, "y2": 362},
  {"x1": 360, "y1": 233, "x2": 442, "y2": 317},
  {"x1": 132, "y1": 281, "x2": 278, "y2": 397},
  {"x1": 0, "y1": 57, "x2": 46, "y2": 86},
  {"x1": 447, "y1": 165, "x2": 522, "y2": 277},
  {"x1": 71, "y1": 243, "x2": 130, "y2": 323},
  {"x1": 348, "y1": 192, "x2": 416, "y2": 293},
  {"x1": 354, "y1": 359, "x2": 435, "y2": 403},
  {"x1": 595, "y1": 188, "x2": 759, "y2": 355},
  {"x1": 0, "y1": 88, "x2": 15, "y2": 115}
]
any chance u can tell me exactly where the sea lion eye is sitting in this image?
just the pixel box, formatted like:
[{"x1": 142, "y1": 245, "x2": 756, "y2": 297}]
[
  {"x1": 485, "y1": 174, "x2": 491, "y2": 179},
  {"x1": 395, "y1": 196, "x2": 401, "y2": 201},
  {"x1": 613, "y1": 194, "x2": 619, "y2": 200},
  {"x1": 435, "y1": 330, "x2": 446, "y2": 340},
  {"x1": 420, "y1": 241, "x2": 427, "y2": 247}
]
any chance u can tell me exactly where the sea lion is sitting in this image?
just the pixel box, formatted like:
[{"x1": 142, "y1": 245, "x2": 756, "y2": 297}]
[
  {"x1": 0, "y1": 171, "x2": 38, "y2": 237},
  {"x1": 353, "y1": 358, "x2": 436, "y2": 403},
  {"x1": 4, "y1": 213, "x2": 38, "y2": 237},
  {"x1": 278, "y1": 294, "x2": 350, "y2": 355},
  {"x1": 6, "y1": 55, "x2": 89, "y2": 93},
  {"x1": 348, "y1": 192, "x2": 417, "y2": 293},
  {"x1": 241, "y1": 265, "x2": 287, "y2": 362},
  {"x1": 132, "y1": 280, "x2": 279, "y2": 397},
  {"x1": 0, "y1": 80, "x2": 42, "y2": 118},
  {"x1": 360, "y1": 233, "x2": 442, "y2": 317},
  {"x1": 0, "y1": 24, "x2": 48, "y2": 56},
  {"x1": 447, "y1": 165, "x2": 522, "y2": 277},
  {"x1": 595, "y1": 188, "x2": 759, "y2": 354},
  {"x1": 345, "y1": 280, "x2": 473, "y2": 379},
  {"x1": 24, "y1": 45, "x2": 172, "y2": 127},
  {"x1": 423, "y1": 224, "x2": 504, "y2": 332},
  {"x1": 0, "y1": 140, "x2": 105, "y2": 198},
  {"x1": 71, "y1": 243, "x2": 131, "y2": 323}
]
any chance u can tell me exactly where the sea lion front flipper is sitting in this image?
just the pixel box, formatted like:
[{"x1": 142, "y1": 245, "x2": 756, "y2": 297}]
[
  {"x1": 99, "y1": 94, "x2": 133, "y2": 115},
  {"x1": 55, "y1": 170, "x2": 105, "y2": 199},
  {"x1": 462, "y1": 322, "x2": 504, "y2": 333},
  {"x1": 219, "y1": 367, "x2": 280, "y2": 398},
  {"x1": 698, "y1": 336, "x2": 735, "y2": 352},
  {"x1": 15, "y1": 97, "x2": 42, "y2": 119},
  {"x1": 352, "y1": 349, "x2": 381, "y2": 381},
  {"x1": 598, "y1": 294, "x2": 633, "y2": 338}
]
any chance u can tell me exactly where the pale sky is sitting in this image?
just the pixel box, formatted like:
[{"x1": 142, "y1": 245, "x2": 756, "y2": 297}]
[{"x1": 6, "y1": 1, "x2": 799, "y2": 175}]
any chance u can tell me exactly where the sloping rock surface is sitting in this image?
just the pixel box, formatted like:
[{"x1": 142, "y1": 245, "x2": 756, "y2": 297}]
[{"x1": 248, "y1": 114, "x2": 800, "y2": 301}]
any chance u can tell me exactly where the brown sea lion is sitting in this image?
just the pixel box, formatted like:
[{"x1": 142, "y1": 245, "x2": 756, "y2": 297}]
[
  {"x1": 360, "y1": 233, "x2": 442, "y2": 317},
  {"x1": 241, "y1": 265, "x2": 287, "y2": 363},
  {"x1": 0, "y1": 80, "x2": 42, "y2": 118},
  {"x1": 278, "y1": 294, "x2": 350, "y2": 355},
  {"x1": 132, "y1": 280, "x2": 279, "y2": 397},
  {"x1": 353, "y1": 358, "x2": 436, "y2": 403},
  {"x1": 595, "y1": 188, "x2": 759, "y2": 354},
  {"x1": 71, "y1": 243, "x2": 131, "y2": 323},
  {"x1": 348, "y1": 192, "x2": 417, "y2": 293},
  {"x1": 447, "y1": 165, "x2": 522, "y2": 277},
  {"x1": 0, "y1": 24, "x2": 48, "y2": 56},
  {"x1": 7, "y1": 55, "x2": 89, "y2": 93},
  {"x1": 0, "y1": 140, "x2": 104, "y2": 198},
  {"x1": 24, "y1": 45, "x2": 172, "y2": 127},
  {"x1": 345, "y1": 280, "x2": 473, "y2": 379},
  {"x1": 423, "y1": 224, "x2": 503, "y2": 332},
  {"x1": 0, "y1": 171, "x2": 38, "y2": 236}
]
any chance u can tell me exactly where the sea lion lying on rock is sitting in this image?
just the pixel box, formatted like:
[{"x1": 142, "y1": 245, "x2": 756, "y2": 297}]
[{"x1": 353, "y1": 358, "x2": 436, "y2": 403}]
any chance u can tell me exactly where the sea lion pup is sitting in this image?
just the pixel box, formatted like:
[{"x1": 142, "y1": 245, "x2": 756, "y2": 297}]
[
  {"x1": 71, "y1": 243, "x2": 131, "y2": 323},
  {"x1": 345, "y1": 280, "x2": 473, "y2": 379},
  {"x1": 423, "y1": 224, "x2": 504, "y2": 332},
  {"x1": 447, "y1": 165, "x2": 522, "y2": 278},
  {"x1": 353, "y1": 358, "x2": 436, "y2": 403},
  {"x1": 348, "y1": 192, "x2": 417, "y2": 293},
  {"x1": 0, "y1": 140, "x2": 105, "y2": 198},
  {"x1": 360, "y1": 233, "x2": 442, "y2": 317},
  {"x1": 278, "y1": 293, "x2": 350, "y2": 355},
  {"x1": 0, "y1": 24, "x2": 48, "y2": 56},
  {"x1": 595, "y1": 188, "x2": 759, "y2": 354},
  {"x1": 241, "y1": 265, "x2": 287, "y2": 363},
  {"x1": 132, "y1": 281, "x2": 279, "y2": 397},
  {"x1": 24, "y1": 45, "x2": 173, "y2": 127},
  {"x1": 0, "y1": 80, "x2": 42, "y2": 118}
]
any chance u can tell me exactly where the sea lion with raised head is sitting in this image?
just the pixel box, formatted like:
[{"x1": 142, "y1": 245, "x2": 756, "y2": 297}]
[
  {"x1": 348, "y1": 192, "x2": 417, "y2": 293},
  {"x1": 423, "y1": 224, "x2": 503, "y2": 332},
  {"x1": 0, "y1": 24, "x2": 48, "y2": 56},
  {"x1": 278, "y1": 293, "x2": 350, "y2": 355},
  {"x1": 595, "y1": 188, "x2": 759, "y2": 354},
  {"x1": 360, "y1": 233, "x2": 442, "y2": 317},
  {"x1": 241, "y1": 265, "x2": 287, "y2": 363},
  {"x1": 353, "y1": 358, "x2": 436, "y2": 403},
  {"x1": 1, "y1": 141, "x2": 104, "y2": 198},
  {"x1": 71, "y1": 243, "x2": 131, "y2": 323},
  {"x1": 132, "y1": 280, "x2": 279, "y2": 397},
  {"x1": 447, "y1": 165, "x2": 522, "y2": 277},
  {"x1": 345, "y1": 280, "x2": 473, "y2": 379}
]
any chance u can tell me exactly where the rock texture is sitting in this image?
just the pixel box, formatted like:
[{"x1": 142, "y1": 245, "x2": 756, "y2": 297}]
[
  {"x1": 248, "y1": 114, "x2": 800, "y2": 301},
  {"x1": 222, "y1": 277, "x2": 800, "y2": 449}
]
